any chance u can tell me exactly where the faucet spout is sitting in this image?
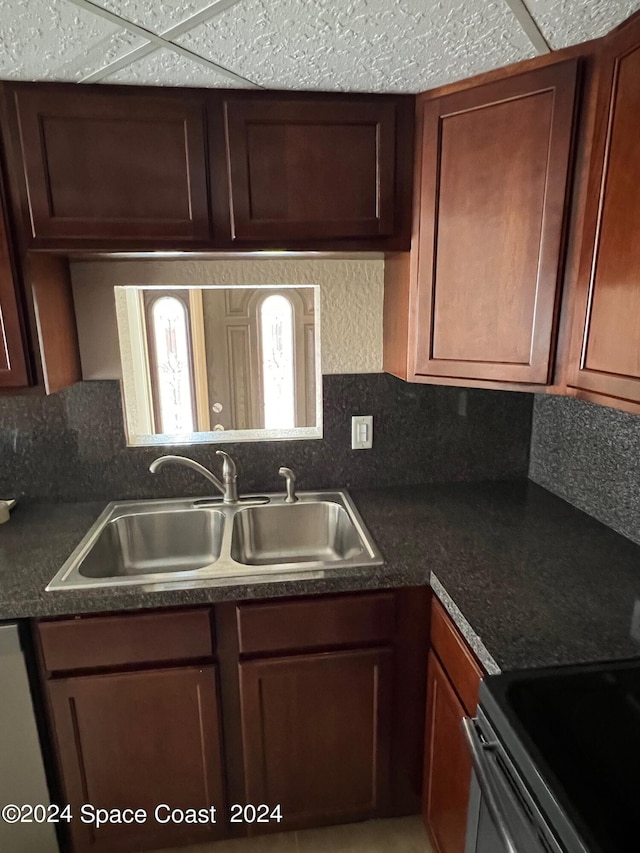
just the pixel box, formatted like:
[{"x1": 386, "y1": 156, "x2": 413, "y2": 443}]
[
  {"x1": 215, "y1": 451, "x2": 239, "y2": 504},
  {"x1": 149, "y1": 454, "x2": 239, "y2": 503}
]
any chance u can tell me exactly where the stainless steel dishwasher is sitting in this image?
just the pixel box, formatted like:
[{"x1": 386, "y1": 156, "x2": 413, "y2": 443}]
[{"x1": 0, "y1": 622, "x2": 59, "y2": 852}]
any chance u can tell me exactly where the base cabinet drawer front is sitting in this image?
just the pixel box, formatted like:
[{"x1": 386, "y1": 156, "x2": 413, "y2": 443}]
[
  {"x1": 568, "y1": 19, "x2": 640, "y2": 409},
  {"x1": 48, "y1": 665, "x2": 226, "y2": 852},
  {"x1": 38, "y1": 609, "x2": 214, "y2": 673},
  {"x1": 10, "y1": 86, "x2": 210, "y2": 245},
  {"x1": 239, "y1": 647, "x2": 393, "y2": 831},
  {"x1": 236, "y1": 591, "x2": 396, "y2": 655},
  {"x1": 423, "y1": 651, "x2": 473, "y2": 853},
  {"x1": 413, "y1": 60, "x2": 577, "y2": 386},
  {"x1": 429, "y1": 598, "x2": 483, "y2": 716},
  {"x1": 222, "y1": 97, "x2": 403, "y2": 242}
]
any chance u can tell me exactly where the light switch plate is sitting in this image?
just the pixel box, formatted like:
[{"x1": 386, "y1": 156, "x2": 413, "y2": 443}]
[{"x1": 351, "y1": 415, "x2": 373, "y2": 449}]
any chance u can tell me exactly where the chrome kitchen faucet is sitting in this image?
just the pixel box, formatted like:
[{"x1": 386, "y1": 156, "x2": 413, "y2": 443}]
[{"x1": 149, "y1": 451, "x2": 239, "y2": 504}]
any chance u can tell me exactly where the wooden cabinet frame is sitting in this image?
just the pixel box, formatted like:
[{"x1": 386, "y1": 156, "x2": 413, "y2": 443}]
[
  {"x1": 566, "y1": 18, "x2": 640, "y2": 411},
  {"x1": 408, "y1": 60, "x2": 578, "y2": 387}
]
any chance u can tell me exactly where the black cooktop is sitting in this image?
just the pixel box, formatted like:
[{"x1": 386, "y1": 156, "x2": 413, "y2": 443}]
[{"x1": 484, "y1": 658, "x2": 640, "y2": 853}]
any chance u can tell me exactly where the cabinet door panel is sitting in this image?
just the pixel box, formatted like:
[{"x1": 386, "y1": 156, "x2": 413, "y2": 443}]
[
  {"x1": 13, "y1": 87, "x2": 210, "y2": 243},
  {"x1": 0, "y1": 174, "x2": 28, "y2": 387},
  {"x1": 423, "y1": 651, "x2": 472, "y2": 853},
  {"x1": 414, "y1": 60, "x2": 577, "y2": 384},
  {"x1": 48, "y1": 666, "x2": 225, "y2": 852},
  {"x1": 224, "y1": 98, "x2": 397, "y2": 241},
  {"x1": 239, "y1": 648, "x2": 392, "y2": 831},
  {"x1": 568, "y1": 23, "x2": 640, "y2": 406}
]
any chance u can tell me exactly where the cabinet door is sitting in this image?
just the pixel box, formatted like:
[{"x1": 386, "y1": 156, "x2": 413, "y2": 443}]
[
  {"x1": 423, "y1": 651, "x2": 472, "y2": 853},
  {"x1": 239, "y1": 648, "x2": 392, "y2": 831},
  {"x1": 12, "y1": 86, "x2": 210, "y2": 244},
  {"x1": 223, "y1": 97, "x2": 398, "y2": 241},
  {"x1": 0, "y1": 170, "x2": 28, "y2": 387},
  {"x1": 413, "y1": 60, "x2": 577, "y2": 385},
  {"x1": 48, "y1": 666, "x2": 226, "y2": 852},
  {"x1": 568, "y1": 21, "x2": 640, "y2": 408}
]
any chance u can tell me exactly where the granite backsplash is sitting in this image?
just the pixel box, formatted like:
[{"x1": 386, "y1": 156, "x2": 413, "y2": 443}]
[
  {"x1": 0, "y1": 374, "x2": 532, "y2": 502},
  {"x1": 529, "y1": 394, "x2": 640, "y2": 546}
]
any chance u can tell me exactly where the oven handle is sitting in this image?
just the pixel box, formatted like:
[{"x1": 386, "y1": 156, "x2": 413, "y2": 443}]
[{"x1": 462, "y1": 716, "x2": 520, "y2": 853}]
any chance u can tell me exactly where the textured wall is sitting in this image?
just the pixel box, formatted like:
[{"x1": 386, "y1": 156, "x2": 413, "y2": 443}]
[
  {"x1": 529, "y1": 394, "x2": 640, "y2": 545},
  {"x1": 71, "y1": 258, "x2": 384, "y2": 379},
  {"x1": 0, "y1": 376, "x2": 533, "y2": 502}
]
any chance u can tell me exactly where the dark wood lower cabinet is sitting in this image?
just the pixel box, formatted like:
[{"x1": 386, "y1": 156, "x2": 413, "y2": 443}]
[
  {"x1": 37, "y1": 590, "x2": 430, "y2": 851},
  {"x1": 47, "y1": 666, "x2": 226, "y2": 852},
  {"x1": 423, "y1": 651, "x2": 472, "y2": 853},
  {"x1": 239, "y1": 647, "x2": 393, "y2": 832},
  {"x1": 422, "y1": 598, "x2": 484, "y2": 853}
]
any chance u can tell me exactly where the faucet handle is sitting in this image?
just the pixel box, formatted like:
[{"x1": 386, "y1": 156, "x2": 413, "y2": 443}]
[
  {"x1": 215, "y1": 450, "x2": 237, "y2": 477},
  {"x1": 279, "y1": 467, "x2": 298, "y2": 503}
]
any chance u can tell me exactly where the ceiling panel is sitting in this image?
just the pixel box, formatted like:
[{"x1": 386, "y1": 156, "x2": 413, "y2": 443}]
[
  {"x1": 100, "y1": 46, "x2": 253, "y2": 87},
  {"x1": 89, "y1": 0, "x2": 234, "y2": 34},
  {"x1": 51, "y1": 30, "x2": 147, "y2": 81},
  {"x1": 0, "y1": 0, "x2": 122, "y2": 80},
  {"x1": 525, "y1": 0, "x2": 640, "y2": 49},
  {"x1": 175, "y1": 0, "x2": 536, "y2": 93}
]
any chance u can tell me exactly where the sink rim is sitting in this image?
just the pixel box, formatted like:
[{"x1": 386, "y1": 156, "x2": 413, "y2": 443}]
[{"x1": 45, "y1": 490, "x2": 383, "y2": 592}]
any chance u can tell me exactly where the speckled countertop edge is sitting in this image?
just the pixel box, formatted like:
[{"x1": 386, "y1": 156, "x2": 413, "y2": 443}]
[{"x1": 430, "y1": 572, "x2": 501, "y2": 674}]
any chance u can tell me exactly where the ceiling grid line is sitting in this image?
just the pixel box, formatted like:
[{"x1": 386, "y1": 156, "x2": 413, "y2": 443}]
[
  {"x1": 4, "y1": 0, "x2": 640, "y2": 92},
  {"x1": 504, "y1": 0, "x2": 552, "y2": 53},
  {"x1": 78, "y1": 0, "x2": 253, "y2": 84},
  {"x1": 63, "y1": 0, "x2": 261, "y2": 87}
]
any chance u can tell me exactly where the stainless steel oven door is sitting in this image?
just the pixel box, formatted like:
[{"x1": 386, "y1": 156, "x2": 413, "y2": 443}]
[{"x1": 463, "y1": 715, "x2": 564, "y2": 853}]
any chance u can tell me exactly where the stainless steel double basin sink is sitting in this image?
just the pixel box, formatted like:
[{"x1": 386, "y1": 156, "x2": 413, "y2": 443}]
[{"x1": 46, "y1": 491, "x2": 383, "y2": 591}]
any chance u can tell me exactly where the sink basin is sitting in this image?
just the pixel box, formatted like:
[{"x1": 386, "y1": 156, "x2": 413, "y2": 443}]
[
  {"x1": 79, "y1": 509, "x2": 224, "y2": 578},
  {"x1": 231, "y1": 502, "x2": 364, "y2": 566},
  {"x1": 46, "y1": 491, "x2": 382, "y2": 591}
]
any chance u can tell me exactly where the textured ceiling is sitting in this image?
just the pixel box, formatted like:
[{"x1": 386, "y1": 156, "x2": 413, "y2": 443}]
[
  {"x1": 525, "y1": 0, "x2": 640, "y2": 48},
  {"x1": 1, "y1": 0, "x2": 639, "y2": 92}
]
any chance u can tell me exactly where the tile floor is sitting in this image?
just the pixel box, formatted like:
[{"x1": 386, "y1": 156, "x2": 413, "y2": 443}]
[{"x1": 155, "y1": 816, "x2": 434, "y2": 852}]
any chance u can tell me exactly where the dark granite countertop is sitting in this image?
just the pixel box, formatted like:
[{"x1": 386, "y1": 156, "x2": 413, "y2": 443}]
[{"x1": 2, "y1": 481, "x2": 640, "y2": 673}]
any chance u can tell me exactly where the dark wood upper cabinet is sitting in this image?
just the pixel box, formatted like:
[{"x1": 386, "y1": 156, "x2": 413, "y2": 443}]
[
  {"x1": 385, "y1": 59, "x2": 578, "y2": 388},
  {"x1": 9, "y1": 85, "x2": 210, "y2": 245},
  {"x1": 0, "y1": 166, "x2": 29, "y2": 387},
  {"x1": 0, "y1": 147, "x2": 80, "y2": 393},
  {"x1": 221, "y1": 95, "x2": 412, "y2": 244},
  {"x1": 567, "y1": 17, "x2": 640, "y2": 411}
]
